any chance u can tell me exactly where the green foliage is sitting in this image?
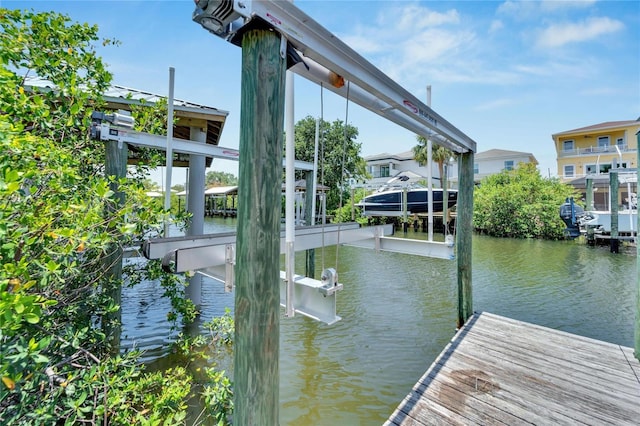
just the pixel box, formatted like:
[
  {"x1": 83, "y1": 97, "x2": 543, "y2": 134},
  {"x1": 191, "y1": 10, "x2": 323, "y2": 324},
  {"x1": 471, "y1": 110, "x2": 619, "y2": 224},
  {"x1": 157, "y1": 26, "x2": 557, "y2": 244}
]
[
  {"x1": 0, "y1": 9, "x2": 232, "y2": 425},
  {"x1": 332, "y1": 188, "x2": 369, "y2": 224},
  {"x1": 206, "y1": 171, "x2": 238, "y2": 187},
  {"x1": 473, "y1": 163, "x2": 580, "y2": 239},
  {"x1": 293, "y1": 116, "x2": 366, "y2": 214},
  {"x1": 413, "y1": 135, "x2": 456, "y2": 188}
]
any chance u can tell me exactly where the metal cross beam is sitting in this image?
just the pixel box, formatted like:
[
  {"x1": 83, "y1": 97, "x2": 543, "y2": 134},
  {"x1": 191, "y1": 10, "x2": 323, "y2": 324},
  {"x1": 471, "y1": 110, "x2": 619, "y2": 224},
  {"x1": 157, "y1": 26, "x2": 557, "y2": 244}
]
[
  {"x1": 150, "y1": 223, "x2": 392, "y2": 272},
  {"x1": 193, "y1": 0, "x2": 477, "y2": 154}
]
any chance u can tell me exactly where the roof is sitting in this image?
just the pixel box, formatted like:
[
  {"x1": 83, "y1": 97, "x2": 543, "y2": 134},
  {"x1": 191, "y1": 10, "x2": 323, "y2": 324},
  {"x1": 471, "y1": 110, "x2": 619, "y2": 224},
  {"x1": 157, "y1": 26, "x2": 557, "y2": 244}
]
[
  {"x1": 475, "y1": 149, "x2": 538, "y2": 164},
  {"x1": 204, "y1": 186, "x2": 238, "y2": 196},
  {"x1": 23, "y1": 76, "x2": 230, "y2": 167},
  {"x1": 552, "y1": 120, "x2": 640, "y2": 138},
  {"x1": 364, "y1": 150, "x2": 414, "y2": 162}
]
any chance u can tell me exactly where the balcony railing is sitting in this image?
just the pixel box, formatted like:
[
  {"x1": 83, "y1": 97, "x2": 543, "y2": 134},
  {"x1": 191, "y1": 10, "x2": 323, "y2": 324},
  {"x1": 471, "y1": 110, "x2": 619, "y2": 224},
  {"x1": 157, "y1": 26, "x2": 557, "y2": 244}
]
[{"x1": 559, "y1": 144, "x2": 631, "y2": 157}]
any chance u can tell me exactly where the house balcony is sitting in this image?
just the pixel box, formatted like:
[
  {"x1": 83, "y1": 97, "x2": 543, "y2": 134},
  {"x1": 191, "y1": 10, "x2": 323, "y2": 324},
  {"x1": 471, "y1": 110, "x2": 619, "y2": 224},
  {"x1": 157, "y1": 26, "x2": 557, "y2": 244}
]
[{"x1": 558, "y1": 144, "x2": 632, "y2": 158}]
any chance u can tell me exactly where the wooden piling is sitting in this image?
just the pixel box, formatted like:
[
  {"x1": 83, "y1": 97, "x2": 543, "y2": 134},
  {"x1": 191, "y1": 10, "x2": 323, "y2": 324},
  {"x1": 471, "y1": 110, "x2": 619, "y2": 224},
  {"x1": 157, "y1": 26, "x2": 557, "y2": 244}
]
[
  {"x1": 103, "y1": 139, "x2": 127, "y2": 352},
  {"x1": 610, "y1": 171, "x2": 619, "y2": 253},
  {"x1": 234, "y1": 28, "x2": 286, "y2": 425},
  {"x1": 585, "y1": 177, "x2": 593, "y2": 211},
  {"x1": 629, "y1": 132, "x2": 640, "y2": 361},
  {"x1": 456, "y1": 151, "x2": 474, "y2": 328}
]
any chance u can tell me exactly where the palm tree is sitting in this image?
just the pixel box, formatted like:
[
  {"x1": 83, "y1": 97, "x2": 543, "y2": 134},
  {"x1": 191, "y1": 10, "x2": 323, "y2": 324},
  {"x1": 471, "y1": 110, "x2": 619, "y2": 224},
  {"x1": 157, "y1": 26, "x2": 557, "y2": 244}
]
[{"x1": 412, "y1": 135, "x2": 456, "y2": 188}]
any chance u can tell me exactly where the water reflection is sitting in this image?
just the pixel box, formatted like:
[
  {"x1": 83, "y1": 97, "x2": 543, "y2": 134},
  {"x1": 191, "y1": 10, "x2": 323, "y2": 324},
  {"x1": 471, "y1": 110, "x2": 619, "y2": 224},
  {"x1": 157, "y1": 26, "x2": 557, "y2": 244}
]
[{"x1": 121, "y1": 218, "x2": 637, "y2": 424}]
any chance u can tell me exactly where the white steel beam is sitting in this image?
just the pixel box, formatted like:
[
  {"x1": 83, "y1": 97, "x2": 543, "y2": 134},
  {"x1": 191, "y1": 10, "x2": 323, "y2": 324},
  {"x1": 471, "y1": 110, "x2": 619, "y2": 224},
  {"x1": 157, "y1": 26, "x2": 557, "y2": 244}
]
[
  {"x1": 142, "y1": 222, "x2": 367, "y2": 260},
  {"x1": 95, "y1": 123, "x2": 240, "y2": 160},
  {"x1": 156, "y1": 223, "x2": 393, "y2": 273},
  {"x1": 193, "y1": 0, "x2": 476, "y2": 153},
  {"x1": 347, "y1": 236, "x2": 455, "y2": 260}
]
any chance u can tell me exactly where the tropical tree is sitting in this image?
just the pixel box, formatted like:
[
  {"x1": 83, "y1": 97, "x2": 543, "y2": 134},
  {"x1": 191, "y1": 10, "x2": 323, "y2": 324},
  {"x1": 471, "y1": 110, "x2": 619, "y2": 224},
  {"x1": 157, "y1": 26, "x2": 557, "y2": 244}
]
[
  {"x1": 206, "y1": 170, "x2": 238, "y2": 187},
  {"x1": 473, "y1": 162, "x2": 580, "y2": 239},
  {"x1": 0, "y1": 9, "x2": 232, "y2": 424},
  {"x1": 293, "y1": 115, "x2": 367, "y2": 213},
  {"x1": 412, "y1": 135, "x2": 456, "y2": 188}
]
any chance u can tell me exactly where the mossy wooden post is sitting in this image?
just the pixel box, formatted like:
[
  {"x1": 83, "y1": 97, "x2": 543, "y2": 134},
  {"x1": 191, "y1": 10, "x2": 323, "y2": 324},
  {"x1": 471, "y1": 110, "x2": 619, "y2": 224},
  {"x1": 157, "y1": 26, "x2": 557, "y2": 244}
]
[
  {"x1": 103, "y1": 140, "x2": 127, "y2": 352},
  {"x1": 610, "y1": 170, "x2": 619, "y2": 253},
  {"x1": 305, "y1": 170, "x2": 316, "y2": 278},
  {"x1": 235, "y1": 28, "x2": 286, "y2": 425},
  {"x1": 456, "y1": 151, "x2": 474, "y2": 328},
  {"x1": 586, "y1": 177, "x2": 593, "y2": 210},
  {"x1": 634, "y1": 132, "x2": 640, "y2": 361},
  {"x1": 443, "y1": 164, "x2": 449, "y2": 233}
]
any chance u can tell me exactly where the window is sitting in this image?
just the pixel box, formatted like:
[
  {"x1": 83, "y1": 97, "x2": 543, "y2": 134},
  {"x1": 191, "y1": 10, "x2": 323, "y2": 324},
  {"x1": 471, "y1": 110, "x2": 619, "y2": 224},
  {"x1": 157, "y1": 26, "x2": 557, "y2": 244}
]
[
  {"x1": 504, "y1": 160, "x2": 514, "y2": 171},
  {"x1": 473, "y1": 163, "x2": 479, "y2": 174},
  {"x1": 380, "y1": 165, "x2": 390, "y2": 178},
  {"x1": 617, "y1": 137, "x2": 624, "y2": 146},
  {"x1": 598, "y1": 136, "x2": 610, "y2": 148},
  {"x1": 564, "y1": 165, "x2": 575, "y2": 178},
  {"x1": 562, "y1": 140, "x2": 574, "y2": 151}
]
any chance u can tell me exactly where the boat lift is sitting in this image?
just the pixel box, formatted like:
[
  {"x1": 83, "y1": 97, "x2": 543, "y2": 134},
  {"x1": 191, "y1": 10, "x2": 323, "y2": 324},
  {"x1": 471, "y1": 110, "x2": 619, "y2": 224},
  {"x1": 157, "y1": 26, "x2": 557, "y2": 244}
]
[{"x1": 99, "y1": 0, "x2": 477, "y2": 326}]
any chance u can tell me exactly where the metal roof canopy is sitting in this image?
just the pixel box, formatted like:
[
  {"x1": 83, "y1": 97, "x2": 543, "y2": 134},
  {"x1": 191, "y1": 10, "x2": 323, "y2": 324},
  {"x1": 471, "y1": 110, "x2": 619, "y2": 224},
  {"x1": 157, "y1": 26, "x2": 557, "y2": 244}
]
[{"x1": 193, "y1": 0, "x2": 477, "y2": 154}]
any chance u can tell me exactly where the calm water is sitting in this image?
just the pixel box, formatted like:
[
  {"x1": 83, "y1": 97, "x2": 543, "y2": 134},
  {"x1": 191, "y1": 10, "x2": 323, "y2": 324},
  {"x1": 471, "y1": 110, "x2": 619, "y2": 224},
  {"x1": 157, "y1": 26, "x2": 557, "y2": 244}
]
[{"x1": 121, "y1": 217, "x2": 637, "y2": 425}]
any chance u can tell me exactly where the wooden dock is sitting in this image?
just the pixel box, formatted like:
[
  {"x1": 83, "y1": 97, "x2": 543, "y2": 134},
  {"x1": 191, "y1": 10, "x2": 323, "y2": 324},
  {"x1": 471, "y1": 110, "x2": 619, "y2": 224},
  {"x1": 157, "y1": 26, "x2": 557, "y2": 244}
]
[{"x1": 385, "y1": 312, "x2": 640, "y2": 425}]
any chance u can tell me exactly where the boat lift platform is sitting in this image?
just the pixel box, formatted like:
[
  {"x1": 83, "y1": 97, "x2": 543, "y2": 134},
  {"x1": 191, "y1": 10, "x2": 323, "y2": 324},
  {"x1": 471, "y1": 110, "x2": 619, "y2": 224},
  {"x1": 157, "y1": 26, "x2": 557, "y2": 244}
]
[{"x1": 142, "y1": 222, "x2": 455, "y2": 324}]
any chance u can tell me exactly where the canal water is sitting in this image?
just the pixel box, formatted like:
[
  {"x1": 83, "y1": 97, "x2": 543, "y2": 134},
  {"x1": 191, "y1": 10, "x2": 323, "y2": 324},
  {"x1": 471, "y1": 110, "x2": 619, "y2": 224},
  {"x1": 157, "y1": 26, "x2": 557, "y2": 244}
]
[{"x1": 121, "y1": 217, "x2": 636, "y2": 425}]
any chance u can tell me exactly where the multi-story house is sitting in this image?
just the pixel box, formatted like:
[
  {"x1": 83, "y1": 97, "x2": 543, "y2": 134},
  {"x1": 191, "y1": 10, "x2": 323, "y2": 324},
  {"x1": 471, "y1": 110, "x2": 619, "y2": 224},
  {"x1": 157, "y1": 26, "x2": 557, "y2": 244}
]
[
  {"x1": 364, "y1": 150, "x2": 427, "y2": 187},
  {"x1": 473, "y1": 149, "x2": 538, "y2": 183},
  {"x1": 553, "y1": 120, "x2": 639, "y2": 181},
  {"x1": 363, "y1": 148, "x2": 538, "y2": 188}
]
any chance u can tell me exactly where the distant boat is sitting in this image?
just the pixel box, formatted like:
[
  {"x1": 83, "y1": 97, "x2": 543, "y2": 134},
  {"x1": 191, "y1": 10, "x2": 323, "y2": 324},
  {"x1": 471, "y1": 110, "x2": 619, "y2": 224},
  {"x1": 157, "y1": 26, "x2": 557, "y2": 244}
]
[
  {"x1": 559, "y1": 197, "x2": 585, "y2": 238},
  {"x1": 559, "y1": 195, "x2": 637, "y2": 237},
  {"x1": 356, "y1": 176, "x2": 457, "y2": 217},
  {"x1": 579, "y1": 210, "x2": 637, "y2": 234}
]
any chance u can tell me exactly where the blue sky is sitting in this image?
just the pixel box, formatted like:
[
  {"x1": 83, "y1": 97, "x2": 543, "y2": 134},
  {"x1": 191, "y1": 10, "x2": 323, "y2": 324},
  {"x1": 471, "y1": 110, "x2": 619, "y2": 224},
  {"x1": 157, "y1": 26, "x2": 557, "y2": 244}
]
[{"x1": 4, "y1": 0, "x2": 639, "y2": 183}]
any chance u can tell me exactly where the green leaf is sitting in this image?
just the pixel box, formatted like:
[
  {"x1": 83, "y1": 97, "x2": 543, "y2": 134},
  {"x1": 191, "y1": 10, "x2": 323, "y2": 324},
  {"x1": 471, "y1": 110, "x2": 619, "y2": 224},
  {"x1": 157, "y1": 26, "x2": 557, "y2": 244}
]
[{"x1": 24, "y1": 313, "x2": 39, "y2": 324}]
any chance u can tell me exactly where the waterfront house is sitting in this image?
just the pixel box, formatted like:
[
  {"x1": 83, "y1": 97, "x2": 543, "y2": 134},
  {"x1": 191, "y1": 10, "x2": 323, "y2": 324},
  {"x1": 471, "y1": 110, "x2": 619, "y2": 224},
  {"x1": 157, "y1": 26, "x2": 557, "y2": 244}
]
[
  {"x1": 472, "y1": 149, "x2": 538, "y2": 183},
  {"x1": 363, "y1": 148, "x2": 537, "y2": 189},
  {"x1": 552, "y1": 119, "x2": 640, "y2": 182}
]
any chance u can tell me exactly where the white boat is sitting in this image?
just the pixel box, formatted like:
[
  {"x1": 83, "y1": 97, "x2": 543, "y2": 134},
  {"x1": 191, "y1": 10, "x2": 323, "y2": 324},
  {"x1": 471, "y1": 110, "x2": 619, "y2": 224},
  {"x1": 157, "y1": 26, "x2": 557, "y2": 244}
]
[
  {"x1": 356, "y1": 176, "x2": 457, "y2": 217},
  {"x1": 579, "y1": 210, "x2": 637, "y2": 233}
]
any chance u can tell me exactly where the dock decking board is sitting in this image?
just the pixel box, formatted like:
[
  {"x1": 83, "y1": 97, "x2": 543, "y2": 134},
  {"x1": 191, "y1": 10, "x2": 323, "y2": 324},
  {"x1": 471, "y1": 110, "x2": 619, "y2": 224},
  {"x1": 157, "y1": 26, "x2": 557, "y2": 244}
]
[{"x1": 385, "y1": 312, "x2": 640, "y2": 425}]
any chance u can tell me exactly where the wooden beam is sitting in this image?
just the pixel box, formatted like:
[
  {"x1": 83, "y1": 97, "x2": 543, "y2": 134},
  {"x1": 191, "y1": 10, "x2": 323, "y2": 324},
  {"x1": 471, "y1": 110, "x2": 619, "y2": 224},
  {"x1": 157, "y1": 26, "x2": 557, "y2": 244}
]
[
  {"x1": 456, "y1": 151, "x2": 474, "y2": 328},
  {"x1": 103, "y1": 139, "x2": 127, "y2": 352},
  {"x1": 610, "y1": 170, "x2": 619, "y2": 253},
  {"x1": 234, "y1": 28, "x2": 286, "y2": 424},
  {"x1": 636, "y1": 131, "x2": 640, "y2": 361}
]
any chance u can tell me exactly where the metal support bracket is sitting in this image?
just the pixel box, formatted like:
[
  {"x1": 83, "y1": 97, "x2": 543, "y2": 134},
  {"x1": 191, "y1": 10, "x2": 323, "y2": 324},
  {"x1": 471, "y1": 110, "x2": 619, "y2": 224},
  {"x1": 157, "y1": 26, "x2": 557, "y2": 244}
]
[{"x1": 279, "y1": 270, "x2": 343, "y2": 325}]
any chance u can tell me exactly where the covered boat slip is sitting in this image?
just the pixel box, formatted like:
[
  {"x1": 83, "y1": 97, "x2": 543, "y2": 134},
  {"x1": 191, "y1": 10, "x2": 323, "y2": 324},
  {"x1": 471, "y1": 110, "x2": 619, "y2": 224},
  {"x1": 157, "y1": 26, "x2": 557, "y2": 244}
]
[{"x1": 386, "y1": 312, "x2": 640, "y2": 426}]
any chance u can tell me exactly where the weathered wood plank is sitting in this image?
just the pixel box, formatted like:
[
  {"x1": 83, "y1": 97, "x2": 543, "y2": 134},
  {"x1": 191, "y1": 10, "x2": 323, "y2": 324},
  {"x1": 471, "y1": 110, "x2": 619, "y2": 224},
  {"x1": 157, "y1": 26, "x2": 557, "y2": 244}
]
[
  {"x1": 387, "y1": 312, "x2": 640, "y2": 425},
  {"x1": 419, "y1": 362, "x2": 575, "y2": 425},
  {"x1": 459, "y1": 330, "x2": 640, "y2": 406},
  {"x1": 473, "y1": 313, "x2": 639, "y2": 383},
  {"x1": 447, "y1": 344, "x2": 640, "y2": 424},
  {"x1": 464, "y1": 320, "x2": 640, "y2": 390}
]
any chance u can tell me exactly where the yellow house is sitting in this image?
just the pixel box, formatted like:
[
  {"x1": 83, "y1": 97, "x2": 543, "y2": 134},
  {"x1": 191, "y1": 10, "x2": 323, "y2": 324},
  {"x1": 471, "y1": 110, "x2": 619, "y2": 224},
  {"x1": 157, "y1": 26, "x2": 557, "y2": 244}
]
[{"x1": 553, "y1": 119, "x2": 640, "y2": 181}]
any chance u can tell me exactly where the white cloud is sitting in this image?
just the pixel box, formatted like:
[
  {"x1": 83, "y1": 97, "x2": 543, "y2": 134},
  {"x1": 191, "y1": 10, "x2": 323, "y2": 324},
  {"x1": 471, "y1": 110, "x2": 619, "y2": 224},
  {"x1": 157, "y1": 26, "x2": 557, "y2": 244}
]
[
  {"x1": 539, "y1": 0, "x2": 597, "y2": 12},
  {"x1": 498, "y1": 0, "x2": 597, "y2": 19},
  {"x1": 393, "y1": 4, "x2": 460, "y2": 29},
  {"x1": 489, "y1": 20, "x2": 504, "y2": 34},
  {"x1": 536, "y1": 17, "x2": 625, "y2": 48}
]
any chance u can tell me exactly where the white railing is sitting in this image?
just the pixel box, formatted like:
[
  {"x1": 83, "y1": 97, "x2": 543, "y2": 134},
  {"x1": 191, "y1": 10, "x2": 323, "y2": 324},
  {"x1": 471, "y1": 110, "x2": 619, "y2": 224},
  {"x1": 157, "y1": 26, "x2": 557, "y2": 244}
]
[{"x1": 559, "y1": 144, "x2": 631, "y2": 157}]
